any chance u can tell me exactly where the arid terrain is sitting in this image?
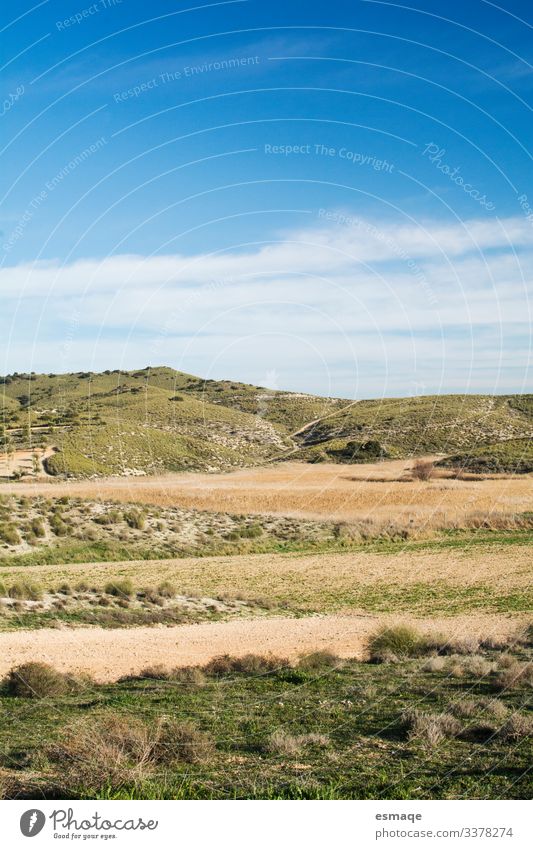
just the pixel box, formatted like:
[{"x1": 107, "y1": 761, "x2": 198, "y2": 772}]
[
  {"x1": 1, "y1": 457, "x2": 531, "y2": 527},
  {"x1": 0, "y1": 371, "x2": 531, "y2": 800}
]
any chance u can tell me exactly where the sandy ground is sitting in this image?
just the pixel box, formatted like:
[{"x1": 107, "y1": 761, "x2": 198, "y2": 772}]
[
  {"x1": 0, "y1": 446, "x2": 55, "y2": 479},
  {"x1": 0, "y1": 613, "x2": 525, "y2": 683},
  {"x1": 0, "y1": 459, "x2": 531, "y2": 526}
]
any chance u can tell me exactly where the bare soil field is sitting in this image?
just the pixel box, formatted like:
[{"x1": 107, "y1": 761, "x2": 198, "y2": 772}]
[
  {"x1": 0, "y1": 612, "x2": 524, "y2": 682},
  {"x1": 0, "y1": 459, "x2": 531, "y2": 528}
]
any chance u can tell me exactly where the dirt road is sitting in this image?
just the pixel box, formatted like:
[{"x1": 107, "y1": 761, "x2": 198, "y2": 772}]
[{"x1": 0, "y1": 613, "x2": 524, "y2": 682}]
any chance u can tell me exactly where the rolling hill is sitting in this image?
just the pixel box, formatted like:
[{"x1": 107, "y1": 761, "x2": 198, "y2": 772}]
[{"x1": 0, "y1": 367, "x2": 531, "y2": 478}]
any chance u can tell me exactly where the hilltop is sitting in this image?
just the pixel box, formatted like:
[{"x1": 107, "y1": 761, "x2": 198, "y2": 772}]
[{"x1": 0, "y1": 367, "x2": 531, "y2": 478}]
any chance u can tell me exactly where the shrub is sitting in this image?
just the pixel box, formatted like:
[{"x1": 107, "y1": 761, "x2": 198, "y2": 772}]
[
  {"x1": 204, "y1": 653, "x2": 288, "y2": 676},
  {"x1": 412, "y1": 460, "x2": 435, "y2": 481},
  {"x1": 368, "y1": 626, "x2": 429, "y2": 662},
  {"x1": 104, "y1": 578, "x2": 134, "y2": 598},
  {"x1": 138, "y1": 665, "x2": 171, "y2": 680},
  {"x1": 421, "y1": 656, "x2": 446, "y2": 673},
  {"x1": 3, "y1": 662, "x2": 80, "y2": 698},
  {"x1": 171, "y1": 666, "x2": 206, "y2": 686},
  {"x1": 50, "y1": 714, "x2": 154, "y2": 792}
]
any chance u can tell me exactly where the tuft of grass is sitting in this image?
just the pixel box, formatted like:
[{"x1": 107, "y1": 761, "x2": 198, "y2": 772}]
[
  {"x1": 151, "y1": 719, "x2": 214, "y2": 764},
  {"x1": 3, "y1": 662, "x2": 84, "y2": 699},
  {"x1": 204, "y1": 653, "x2": 289, "y2": 676},
  {"x1": 401, "y1": 709, "x2": 462, "y2": 747},
  {"x1": 104, "y1": 578, "x2": 134, "y2": 598},
  {"x1": 124, "y1": 510, "x2": 146, "y2": 530},
  {"x1": 3, "y1": 580, "x2": 43, "y2": 600},
  {"x1": 48, "y1": 712, "x2": 213, "y2": 794},
  {"x1": 0, "y1": 524, "x2": 20, "y2": 546},
  {"x1": 267, "y1": 729, "x2": 330, "y2": 756},
  {"x1": 298, "y1": 650, "x2": 342, "y2": 671},
  {"x1": 368, "y1": 625, "x2": 429, "y2": 662},
  {"x1": 157, "y1": 580, "x2": 175, "y2": 598},
  {"x1": 497, "y1": 714, "x2": 533, "y2": 742},
  {"x1": 492, "y1": 660, "x2": 533, "y2": 691}
]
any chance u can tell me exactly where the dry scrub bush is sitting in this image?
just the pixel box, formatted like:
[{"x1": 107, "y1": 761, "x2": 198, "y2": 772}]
[
  {"x1": 171, "y1": 667, "x2": 206, "y2": 686},
  {"x1": 412, "y1": 460, "x2": 435, "y2": 481},
  {"x1": 152, "y1": 719, "x2": 214, "y2": 764},
  {"x1": 492, "y1": 660, "x2": 533, "y2": 691},
  {"x1": 421, "y1": 656, "x2": 446, "y2": 673},
  {"x1": 3, "y1": 662, "x2": 86, "y2": 699},
  {"x1": 298, "y1": 651, "x2": 342, "y2": 671},
  {"x1": 497, "y1": 714, "x2": 533, "y2": 742},
  {"x1": 204, "y1": 653, "x2": 289, "y2": 676},
  {"x1": 402, "y1": 709, "x2": 462, "y2": 747},
  {"x1": 49, "y1": 713, "x2": 214, "y2": 793},
  {"x1": 450, "y1": 698, "x2": 508, "y2": 721},
  {"x1": 446, "y1": 655, "x2": 494, "y2": 679},
  {"x1": 268, "y1": 729, "x2": 330, "y2": 756}
]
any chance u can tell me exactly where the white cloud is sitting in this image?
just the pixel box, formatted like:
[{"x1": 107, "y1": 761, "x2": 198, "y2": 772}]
[{"x1": 1, "y1": 215, "x2": 531, "y2": 396}]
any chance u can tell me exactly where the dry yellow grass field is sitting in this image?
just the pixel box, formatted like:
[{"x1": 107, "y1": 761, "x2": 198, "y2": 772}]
[{"x1": 1, "y1": 458, "x2": 531, "y2": 529}]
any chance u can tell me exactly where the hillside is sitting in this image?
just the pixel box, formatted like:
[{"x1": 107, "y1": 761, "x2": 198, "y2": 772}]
[{"x1": 0, "y1": 367, "x2": 531, "y2": 478}]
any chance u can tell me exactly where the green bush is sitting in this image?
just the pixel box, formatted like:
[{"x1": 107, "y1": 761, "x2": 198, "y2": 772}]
[
  {"x1": 0, "y1": 524, "x2": 21, "y2": 545},
  {"x1": 124, "y1": 510, "x2": 146, "y2": 530},
  {"x1": 31, "y1": 518, "x2": 46, "y2": 537},
  {"x1": 368, "y1": 626, "x2": 430, "y2": 662},
  {"x1": 50, "y1": 514, "x2": 68, "y2": 536}
]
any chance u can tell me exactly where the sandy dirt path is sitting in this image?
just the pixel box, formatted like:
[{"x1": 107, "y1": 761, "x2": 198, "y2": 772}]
[{"x1": 0, "y1": 613, "x2": 524, "y2": 683}]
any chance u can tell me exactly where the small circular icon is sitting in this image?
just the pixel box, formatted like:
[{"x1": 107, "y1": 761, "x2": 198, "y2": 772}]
[{"x1": 20, "y1": 810, "x2": 46, "y2": 837}]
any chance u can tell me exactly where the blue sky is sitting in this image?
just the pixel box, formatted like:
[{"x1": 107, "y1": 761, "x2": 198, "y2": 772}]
[{"x1": 1, "y1": 0, "x2": 532, "y2": 397}]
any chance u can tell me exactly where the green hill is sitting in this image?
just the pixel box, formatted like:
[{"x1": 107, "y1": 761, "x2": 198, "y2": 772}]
[{"x1": 0, "y1": 367, "x2": 531, "y2": 477}]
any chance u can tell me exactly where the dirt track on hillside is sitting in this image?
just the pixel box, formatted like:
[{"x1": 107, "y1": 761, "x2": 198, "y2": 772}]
[{"x1": 0, "y1": 613, "x2": 525, "y2": 682}]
